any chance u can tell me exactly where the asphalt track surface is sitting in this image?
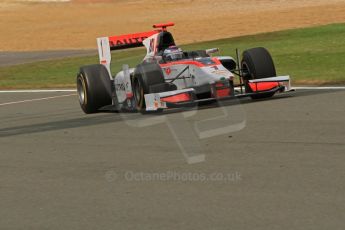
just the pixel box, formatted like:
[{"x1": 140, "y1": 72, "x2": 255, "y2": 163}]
[{"x1": 1, "y1": 89, "x2": 344, "y2": 229}]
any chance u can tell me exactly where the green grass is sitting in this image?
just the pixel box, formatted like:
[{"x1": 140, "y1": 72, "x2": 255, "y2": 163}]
[{"x1": 1, "y1": 23, "x2": 345, "y2": 89}]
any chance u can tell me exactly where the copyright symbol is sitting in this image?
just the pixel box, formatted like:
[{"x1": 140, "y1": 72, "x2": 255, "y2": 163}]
[{"x1": 105, "y1": 170, "x2": 118, "y2": 182}]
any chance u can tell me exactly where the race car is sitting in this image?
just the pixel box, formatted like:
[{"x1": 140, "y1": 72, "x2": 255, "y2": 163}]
[{"x1": 77, "y1": 22, "x2": 292, "y2": 114}]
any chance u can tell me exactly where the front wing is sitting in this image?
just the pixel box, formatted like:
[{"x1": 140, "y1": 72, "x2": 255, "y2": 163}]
[{"x1": 144, "y1": 76, "x2": 293, "y2": 111}]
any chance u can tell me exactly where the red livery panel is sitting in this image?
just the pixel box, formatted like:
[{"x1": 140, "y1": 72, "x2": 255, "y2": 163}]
[
  {"x1": 160, "y1": 58, "x2": 222, "y2": 68},
  {"x1": 153, "y1": 22, "x2": 175, "y2": 31},
  {"x1": 248, "y1": 82, "x2": 279, "y2": 92},
  {"x1": 161, "y1": 93, "x2": 192, "y2": 103},
  {"x1": 108, "y1": 31, "x2": 158, "y2": 50}
]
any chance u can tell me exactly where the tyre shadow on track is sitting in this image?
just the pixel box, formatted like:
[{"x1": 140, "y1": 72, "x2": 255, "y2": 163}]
[{"x1": 0, "y1": 89, "x2": 340, "y2": 138}]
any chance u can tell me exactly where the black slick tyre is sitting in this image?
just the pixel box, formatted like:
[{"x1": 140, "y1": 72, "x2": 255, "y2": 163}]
[
  {"x1": 77, "y1": 64, "x2": 112, "y2": 114},
  {"x1": 241, "y1": 47, "x2": 277, "y2": 99}
]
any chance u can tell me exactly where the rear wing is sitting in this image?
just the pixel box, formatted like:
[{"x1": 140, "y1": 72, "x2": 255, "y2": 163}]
[
  {"x1": 108, "y1": 31, "x2": 159, "y2": 51},
  {"x1": 97, "y1": 22, "x2": 174, "y2": 76}
]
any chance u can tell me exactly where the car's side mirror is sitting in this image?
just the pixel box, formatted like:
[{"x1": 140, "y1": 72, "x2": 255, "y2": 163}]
[{"x1": 206, "y1": 48, "x2": 219, "y2": 55}]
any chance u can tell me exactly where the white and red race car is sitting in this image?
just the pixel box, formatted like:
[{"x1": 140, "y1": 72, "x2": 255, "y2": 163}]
[{"x1": 77, "y1": 22, "x2": 292, "y2": 114}]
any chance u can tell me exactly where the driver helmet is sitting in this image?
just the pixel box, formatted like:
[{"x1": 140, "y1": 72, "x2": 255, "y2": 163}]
[{"x1": 163, "y1": 46, "x2": 184, "y2": 61}]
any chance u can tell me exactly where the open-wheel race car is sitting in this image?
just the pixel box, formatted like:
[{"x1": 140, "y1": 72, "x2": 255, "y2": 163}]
[{"x1": 77, "y1": 22, "x2": 292, "y2": 114}]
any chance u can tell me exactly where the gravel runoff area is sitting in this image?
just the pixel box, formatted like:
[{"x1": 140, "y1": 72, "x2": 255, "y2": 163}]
[{"x1": 0, "y1": 0, "x2": 344, "y2": 51}]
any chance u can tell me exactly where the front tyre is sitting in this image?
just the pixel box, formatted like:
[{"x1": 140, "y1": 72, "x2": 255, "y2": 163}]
[
  {"x1": 132, "y1": 74, "x2": 146, "y2": 111},
  {"x1": 77, "y1": 64, "x2": 112, "y2": 114},
  {"x1": 132, "y1": 62, "x2": 166, "y2": 113},
  {"x1": 241, "y1": 47, "x2": 276, "y2": 99}
]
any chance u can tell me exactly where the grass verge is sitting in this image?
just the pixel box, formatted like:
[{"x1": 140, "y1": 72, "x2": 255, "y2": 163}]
[{"x1": 1, "y1": 23, "x2": 345, "y2": 89}]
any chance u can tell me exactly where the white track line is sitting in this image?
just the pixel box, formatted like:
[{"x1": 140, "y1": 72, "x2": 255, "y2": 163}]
[
  {"x1": 0, "y1": 89, "x2": 75, "y2": 93},
  {"x1": 0, "y1": 94, "x2": 76, "y2": 106},
  {"x1": 293, "y1": 86, "x2": 345, "y2": 90}
]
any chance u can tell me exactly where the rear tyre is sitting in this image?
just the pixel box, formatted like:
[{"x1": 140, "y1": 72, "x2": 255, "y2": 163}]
[
  {"x1": 241, "y1": 47, "x2": 276, "y2": 99},
  {"x1": 77, "y1": 64, "x2": 112, "y2": 114},
  {"x1": 133, "y1": 62, "x2": 165, "y2": 112}
]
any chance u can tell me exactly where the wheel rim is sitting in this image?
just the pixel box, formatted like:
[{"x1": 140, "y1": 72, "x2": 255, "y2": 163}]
[
  {"x1": 77, "y1": 75, "x2": 87, "y2": 105},
  {"x1": 241, "y1": 62, "x2": 251, "y2": 79},
  {"x1": 241, "y1": 62, "x2": 252, "y2": 93},
  {"x1": 133, "y1": 78, "x2": 142, "y2": 107}
]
